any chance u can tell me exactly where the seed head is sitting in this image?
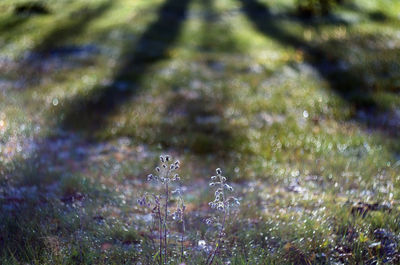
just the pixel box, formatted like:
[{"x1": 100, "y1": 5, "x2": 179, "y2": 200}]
[
  {"x1": 224, "y1": 184, "x2": 233, "y2": 191},
  {"x1": 172, "y1": 208, "x2": 182, "y2": 220},
  {"x1": 137, "y1": 197, "x2": 147, "y2": 207},
  {"x1": 172, "y1": 189, "x2": 181, "y2": 195}
]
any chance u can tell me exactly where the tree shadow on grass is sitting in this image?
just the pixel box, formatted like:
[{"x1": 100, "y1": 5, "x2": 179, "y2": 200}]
[
  {"x1": 31, "y1": 2, "x2": 112, "y2": 53},
  {"x1": 2, "y1": 0, "x2": 193, "y2": 198},
  {"x1": 0, "y1": 1, "x2": 114, "y2": 201},
  {"x1": 159, "y1": 88, "x2": 241, "y2": 154},
  {"x1": 0, "y1": 0, "x2": 194, "y2": 261},
  {"x1": 198, "y1": 0, "x2": 240, "y2": 53},
  {"x1": 154, "y1": 0, "x2": 246, "y2": 155},
  {"x1": 61, "y1": 0, "x2": 192, "y2": 134},
  {"x1": 0, "y1": 15, "x2": 29, "y2": 34},
  {"x1": 339, "y1": 1, "x2": 398, "y2": 24},
  {"x1": 0, "y1": 132, "x2": 140, "y2": 262},
  {"x1": 238, "y1": 0, "x2": 400, "y2": 140},
  {"x1": 15, "y1": 1, "x2": 112, "y2": 86}
]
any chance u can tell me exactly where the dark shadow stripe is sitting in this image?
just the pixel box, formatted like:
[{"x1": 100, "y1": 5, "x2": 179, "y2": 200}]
[
  {"x1": 238, "y1": 0, "x2": 400, "y2": 138},
  {"x1": 61, "y1": 0, "x2": 193, "y2": 133}
]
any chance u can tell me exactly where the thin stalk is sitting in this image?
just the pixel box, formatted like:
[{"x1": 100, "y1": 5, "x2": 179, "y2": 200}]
[
  {"x1": 207, "y1": 177, "x2": 227, "y2": 265},
  {"x1": 164, "y1": 181, "x2": 169, "y2": 264},
  {"x1": 208, "y1": 209, "x2": 226, "y2": 265},
  {"x1": 149, "y1": 216, "x2": 156, "y2": 255},
  {"x1": 158, "y1": 204, "x2": 162, "y2": 265},
  {"x1": 180, "y1": 203, "x2": 186, "y2": 263}
]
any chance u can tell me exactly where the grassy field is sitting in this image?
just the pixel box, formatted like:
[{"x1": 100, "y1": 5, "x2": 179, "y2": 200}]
[{"x1": 1, "y1": 0, "x2": 400, "y2": 263}]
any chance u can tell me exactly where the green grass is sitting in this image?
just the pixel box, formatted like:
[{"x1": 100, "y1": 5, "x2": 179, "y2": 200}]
[{"x1": 1, "y1": 0, "x2": 400, "y2": 263}]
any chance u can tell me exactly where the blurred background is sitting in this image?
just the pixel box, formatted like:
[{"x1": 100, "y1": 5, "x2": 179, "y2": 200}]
[{"x1": 1, "y1": 0, "x2": 400, "y2": 263}]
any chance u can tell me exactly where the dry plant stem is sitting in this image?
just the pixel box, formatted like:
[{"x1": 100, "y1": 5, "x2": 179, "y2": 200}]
[
  {"x1": 149, "y1": 218, "x2": 156, "y2": 254},
  {"x1": 207, "y1": 177, "x2": 227, "y2": 265},
  {"x1": 180, "y1": 200, "x2": 186, "y2": 263},
  {"x1": 151, "y1": 194, "x2": 163, "y2": 265},
  {"x1": 141, "y1": 155, "x2": 182, "y2": 265},
  {"x1": 164, "y1": 181, "x2": 169, "y2": 264},
  {"x1": 158, "y1": 205, "x2": 162, "y2": 265},
  {"x1": 208, "y1": 211, "x2": 226, "y2": 265}
]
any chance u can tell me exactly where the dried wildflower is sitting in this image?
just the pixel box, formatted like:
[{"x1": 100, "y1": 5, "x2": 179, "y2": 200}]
[
  {"x1": 147, "y1": 174, "x2": 153, "y2": 181},
  {"x1": 139, "y1": 154, "x2": 185, "y2": 265},
  {"x1": 172, "y1": 208, "x2": 182, "y2": 221},
  {"x1": 140, "y1": 157, "x2": 239, "y2": 265},
  {"x1": 172, "y1": 189, "x2": 181, "y2": 195},
  {"x1": 137, "y1": 196, "x2": 147, "y2": 207},
  {"x1": 206, "y1": 168, "x2": 240, "y2": 265}
]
